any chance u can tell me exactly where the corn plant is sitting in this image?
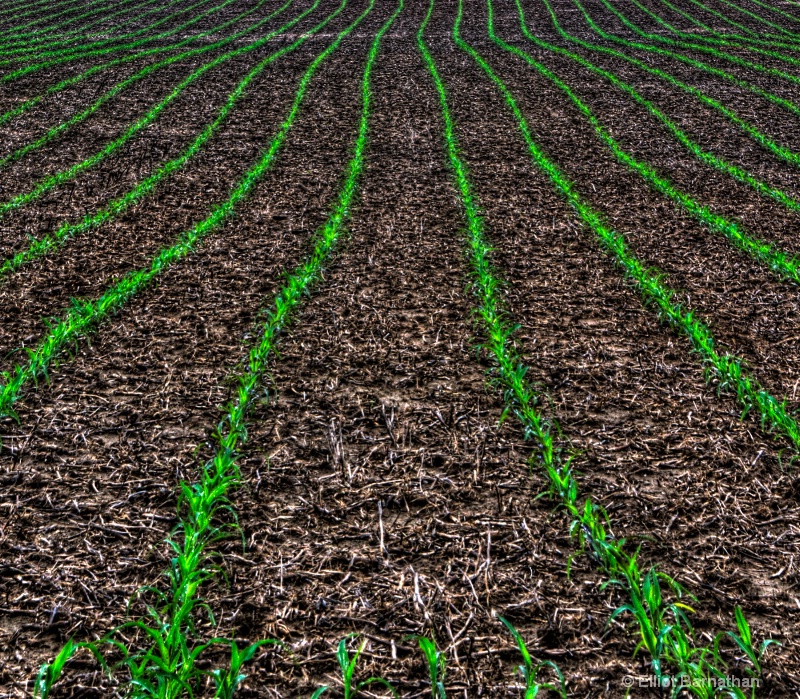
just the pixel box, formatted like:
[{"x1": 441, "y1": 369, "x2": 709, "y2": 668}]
[
  {"x1": 498, "y1": 618, "x2": 566, "y2": 699},
  {"x1": 33, "y1": 639, "x2": 80, "y2": 699},
  {"x1": 312, "y1": 637, "x2": 397, "y2": 699},
  {"x1": 211, "y1": 639, "x2": 283, "y2": 699},
  {"x1": 417, "y1": 636, "x2": 447, "y2": 699},
  {"x1": 34, "y1": 458, "x2": 283, "y2": 698},
  {"x1": 715, "y1": 607, "x2": 780, "y2": 677},
  {"x1": 339, "y1": 638, "x2": 396, "y2": 699},
  {"x1": 609, "y1": 565, "x2": 694, "y2": 681}
]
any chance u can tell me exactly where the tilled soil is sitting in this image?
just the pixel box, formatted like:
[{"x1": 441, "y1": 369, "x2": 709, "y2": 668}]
[
  {"x1": 211, "y1": 5, "x2": 643, "y2": 695},
  {"x1": 1, "y1": 0, "x2": 799, "y2": 697}
]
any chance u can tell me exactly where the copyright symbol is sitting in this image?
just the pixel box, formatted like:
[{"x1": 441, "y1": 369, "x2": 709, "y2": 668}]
[{"x1": 622, "y1": 675, "x2": 634, "y2": 688}]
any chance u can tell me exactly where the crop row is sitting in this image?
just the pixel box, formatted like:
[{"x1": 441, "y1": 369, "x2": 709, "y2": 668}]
[
  {"x1": 0, "y1": 0, "x2": 337, "y2": 222},
  {"x1": 0, "y1": 0, "x2": 348, "y2": 416},
  {"x1": 0, "y1": 0, "x2": 167, "y2": 54},
  {"x1": 35, "y1": 3, "x2": 410, "y2": 694},
  {"x1": 429, "y1": 0, "x2": 781, "y2": 693},
  {"x1": 2, "y1": 0, "x2": 257, "y2": 80},
  {"x1": 600, "y1": 0, "x2": 800, "y2": 71},
  {"x1": 504, "y1": 4, "x2": 800, "y2": 286}
]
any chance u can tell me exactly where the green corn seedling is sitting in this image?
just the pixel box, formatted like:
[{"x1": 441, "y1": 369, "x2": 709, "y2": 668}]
[
  {"x1": 211, "y1": 639, "x2": 282, "y2": 698},
  {"x1": 498, "y1": 618, "x2": 566, "y2": 698},
  {"x1": 715, "y1": 606, "x2": 780, "y2": 677},
  {"x1": 609, "y1": 565, "x2": 694, "y2": 679},
  {"x1": 320, "y1": 637, "x2": 398, "y2": 699},
  {"x1": 417, "y1": 636, "x2": 447, "y2": 699}
]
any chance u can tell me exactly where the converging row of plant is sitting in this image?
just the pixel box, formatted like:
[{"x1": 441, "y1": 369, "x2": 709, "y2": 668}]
[
  {"x1": 0, "y1": 0, "x2": 326, "y2": 281},
  {"x1": 0, "y1": 0, "x2": 288, "y2": 125},
  {"x1": 541, "y1": 0, "x2": 800, "y2": 173},
  {"x1": 14, "y1": 2, "x2": 564, "y2": 696},
  {"x1": 1, "y1": 0, "x2": 241, "y2": 78},
  {"x1": 0, "y1": 0, "x2": 299, "y2": 170},
  {"x1": 485, "y1": 1, "x2": 800, "y2": 450},
  {"x1": 33, "y1": 2, "x2": 415, "y2": 696},
  {"x1": 595, "y1": 0, "x2": 800, "y2": 76},
  {"x1": 0, "y1": 0, "x2": 227, "y2": 59},
  {"x1": 0, "y1": 0, "x2": 333, "y2": 226},
  {"x1": 4, "y1": 0, "x2": 793, "y2": 697},
  {"x1": 420, "y1": 0, "x2": 781, "y2": 696},
  {"x1": 0, "y1": 0, "x2": 172, "y2": 55},
  {"x1": 0, "y1": 0, "x2": 149, "y2": 46},
  {"x1": 0, "y1": 0, "x2": 369, "y2": 418},
  {"x1": 567, "y1": 0, "x2": 800, "y2": 125},
  {"x1": 496, "y1": 0, "x2": 800, "y2": 290}
]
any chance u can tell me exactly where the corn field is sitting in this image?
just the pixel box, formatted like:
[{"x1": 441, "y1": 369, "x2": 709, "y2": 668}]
[{"x1": 0, "y1": 0, "x2": 798, "y2": 696}]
